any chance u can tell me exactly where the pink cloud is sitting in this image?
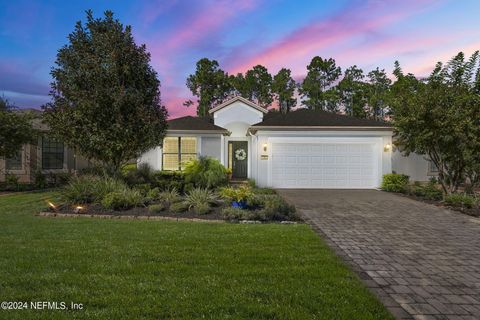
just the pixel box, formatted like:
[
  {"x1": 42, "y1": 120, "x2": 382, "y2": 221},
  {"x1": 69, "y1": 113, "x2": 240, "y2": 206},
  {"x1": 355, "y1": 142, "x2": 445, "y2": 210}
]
[{"x1": 225, "y1": 0, "x2": 441, "y2": 75}]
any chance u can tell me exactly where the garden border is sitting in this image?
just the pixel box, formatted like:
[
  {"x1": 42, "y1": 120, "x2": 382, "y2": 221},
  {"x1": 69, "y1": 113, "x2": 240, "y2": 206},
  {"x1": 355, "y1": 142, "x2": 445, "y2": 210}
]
[{"x1": 36, "y1": 211, "x2": 226, "y2": 223}]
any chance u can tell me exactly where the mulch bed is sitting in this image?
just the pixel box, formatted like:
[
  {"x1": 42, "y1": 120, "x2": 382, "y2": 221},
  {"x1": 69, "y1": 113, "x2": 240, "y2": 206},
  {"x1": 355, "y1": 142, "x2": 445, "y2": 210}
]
[
  {"x1": 396, "y1": 193, "x2": 480, "y2": 218},
  {"x1": 41, "y1": 203, "x2": 226, "y2": 221}
]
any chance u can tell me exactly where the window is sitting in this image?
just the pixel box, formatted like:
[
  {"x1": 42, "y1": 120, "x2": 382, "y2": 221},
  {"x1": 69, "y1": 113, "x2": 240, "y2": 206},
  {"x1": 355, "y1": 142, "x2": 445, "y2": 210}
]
[
  {"x1": 428, "y1": 160, "x2": 439, "y2": 174},
  {"x1": 162, "y1": 137, "x2": 197, "y2": 170},
  {"x1": 42, "y1": 137, "x2": 64, "y2": 169},
  {"x1": 6, "y1": 150, "x2": 22, "y2": 170}
]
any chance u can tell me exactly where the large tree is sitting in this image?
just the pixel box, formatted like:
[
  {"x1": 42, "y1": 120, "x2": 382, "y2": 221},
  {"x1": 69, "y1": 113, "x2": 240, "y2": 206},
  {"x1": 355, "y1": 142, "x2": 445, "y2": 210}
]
[
  {"x1": 337, "y1": 65, "x2": 367, "y2": 118},
  {"x1": 186, "y1": 58, "x2": 232, "y2": 116},
  {"x1": 367, "y1": 68, "x2": 391, "y2": 120},
  {"x1": 0, "y1": 97, "x2": 36, "y2": 158},
  {"x1": 43, "y1": 10, "x2": 167, "y2": 173},
  {"x1": 390, "y1": 52, "x2": 480, "y2": 194},
  {"x1": 272, "y1": 68, "x2": 297, "y2": 113},
  {"x1": 237, "y1": 65, "x2": 273, "y2": 108},
  {"x1": 299, "y1": 56, "x2": 341, "y2": 111}
]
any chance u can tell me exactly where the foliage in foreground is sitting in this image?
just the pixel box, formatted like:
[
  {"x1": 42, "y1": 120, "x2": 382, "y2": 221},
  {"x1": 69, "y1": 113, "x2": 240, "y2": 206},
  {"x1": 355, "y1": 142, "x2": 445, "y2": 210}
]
[
  {"x1": 61, "y1": 175, "x2": 128, "y2": 204},
  {"x1": 381, "y1": 174, "x2": 409, "y2": 193},
  {"x1": 183, "y1": 156, "x2": 227, "y2": 189},
  {"x1": 444, "y1": 193, "x2": 478, "y2": 209},
  {"x1": 0, "y1": 192, "x2": 394, "y2": 320}
]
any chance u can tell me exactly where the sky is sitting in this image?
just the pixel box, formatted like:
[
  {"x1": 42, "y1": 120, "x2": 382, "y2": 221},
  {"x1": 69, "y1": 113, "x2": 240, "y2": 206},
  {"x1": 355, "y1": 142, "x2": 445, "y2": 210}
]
[{"x1": 0, "y1": 0, "x2": 479, "y2": 118}]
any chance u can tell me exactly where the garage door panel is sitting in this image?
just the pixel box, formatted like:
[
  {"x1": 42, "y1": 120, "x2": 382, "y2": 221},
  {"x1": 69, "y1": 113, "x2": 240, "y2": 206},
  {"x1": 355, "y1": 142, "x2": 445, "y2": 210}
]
[{"x1": 271, "y1": 141, "x2": 378, "y2": 189}]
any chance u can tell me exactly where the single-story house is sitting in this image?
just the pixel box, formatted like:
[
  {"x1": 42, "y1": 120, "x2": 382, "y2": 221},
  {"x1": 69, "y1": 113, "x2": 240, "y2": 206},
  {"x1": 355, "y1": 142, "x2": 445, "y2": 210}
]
[{"x1": 139, "y1": 96, "x2": 437, "y2": 188}]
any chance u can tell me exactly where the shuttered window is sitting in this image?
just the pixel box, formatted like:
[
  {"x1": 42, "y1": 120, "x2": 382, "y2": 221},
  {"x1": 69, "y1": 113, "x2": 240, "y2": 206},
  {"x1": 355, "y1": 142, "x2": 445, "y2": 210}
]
[{"x1": 162, "y1": 137, "x2": 197, "y2": 170}]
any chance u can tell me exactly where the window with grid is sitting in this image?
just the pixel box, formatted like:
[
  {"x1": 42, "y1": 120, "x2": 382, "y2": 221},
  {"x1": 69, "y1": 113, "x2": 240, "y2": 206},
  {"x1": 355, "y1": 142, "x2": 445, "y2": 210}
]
[
  {"x1": 42, "y1": 137, "x2": 64, "y2": 169},
  {"x1": 162, "y1": 137, "x2": 197, "y2": 170},
  {"x1": 6, "y1": 150, "x2": 22, "y2": 170},
  {"x1": 428, "y1": 160, "x2": 439, "y2": 174}
]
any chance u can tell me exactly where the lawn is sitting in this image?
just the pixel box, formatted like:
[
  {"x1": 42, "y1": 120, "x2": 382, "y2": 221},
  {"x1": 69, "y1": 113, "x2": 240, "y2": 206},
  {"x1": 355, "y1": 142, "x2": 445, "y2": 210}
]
[{"x1": 0, "y1": 192, "x2": 393, "y2": 320}]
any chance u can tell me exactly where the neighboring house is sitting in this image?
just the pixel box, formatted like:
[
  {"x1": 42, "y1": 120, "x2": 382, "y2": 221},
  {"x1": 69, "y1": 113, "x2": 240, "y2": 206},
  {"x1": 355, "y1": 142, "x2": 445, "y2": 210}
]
[
  {"x1": 140, "y1": 96, "x2": 407, "y2": 189},
  {"x1": 0, "y1": 110, "x2": 92, "y2": 184}
]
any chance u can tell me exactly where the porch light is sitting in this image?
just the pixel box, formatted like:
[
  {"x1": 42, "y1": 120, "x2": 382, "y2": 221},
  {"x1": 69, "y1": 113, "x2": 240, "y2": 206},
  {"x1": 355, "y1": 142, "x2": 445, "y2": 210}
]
[
  {"x1": 263, "y1": 143, "x2": 268, "y2": 152},
  {"x1": 384, "y1": 144, "x2": 391, "y2": 152}
]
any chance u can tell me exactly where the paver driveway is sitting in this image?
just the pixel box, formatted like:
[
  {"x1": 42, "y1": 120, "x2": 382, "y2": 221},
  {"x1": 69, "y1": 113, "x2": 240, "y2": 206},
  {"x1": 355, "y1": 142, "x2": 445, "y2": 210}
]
[{"x1": 278, "y1": 189, "x2": 480, "y2": 320}]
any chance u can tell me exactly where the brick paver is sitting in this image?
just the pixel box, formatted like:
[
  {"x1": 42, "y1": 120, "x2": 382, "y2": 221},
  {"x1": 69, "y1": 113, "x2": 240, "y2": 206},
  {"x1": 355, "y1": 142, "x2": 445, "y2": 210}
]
[{"x1": 278, "y1": 189, "x2": 480, "y2": 320}]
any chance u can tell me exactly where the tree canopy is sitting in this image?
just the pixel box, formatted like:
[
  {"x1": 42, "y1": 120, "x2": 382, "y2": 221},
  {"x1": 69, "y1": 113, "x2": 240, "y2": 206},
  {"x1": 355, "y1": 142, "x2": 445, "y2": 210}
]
[
  {"x1": 390, "y1": 51, "x2": 480, "y2": 193},
  {"x1": 186, "y1": 58, "x2": 232, "y2": 116},
  {"x1": 43, "y1": 10, "x2": 167, "y2": 172},
  {"x1": 272, "y1": 68, "x2": 297, "y2": 113},
  {"x1": 0, "y1": 97, "x2": 36, "y2": 159}
]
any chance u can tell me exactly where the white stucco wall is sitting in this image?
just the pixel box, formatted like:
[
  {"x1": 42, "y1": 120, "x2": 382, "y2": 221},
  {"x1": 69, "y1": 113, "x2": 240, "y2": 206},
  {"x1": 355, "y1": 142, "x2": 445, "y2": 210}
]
[
  {"x1": 212, "y1": 101, "x2": 264, "y2": 137},
  {"x1": 138, "y1": 146, "x2": 162, "y2": 170},
  {"x1": 392, "y1": 150, "x2": 436, "y2": 182},
  {"x1": 201, "y1": 137, "x2": 221, "y2": 160}
]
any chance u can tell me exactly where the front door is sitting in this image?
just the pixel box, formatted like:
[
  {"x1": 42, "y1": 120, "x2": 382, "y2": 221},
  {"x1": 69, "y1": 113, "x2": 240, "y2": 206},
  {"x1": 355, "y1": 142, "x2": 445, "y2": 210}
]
[{"x1": 229, "y1": 141, "x2": 248, "y2": 179}]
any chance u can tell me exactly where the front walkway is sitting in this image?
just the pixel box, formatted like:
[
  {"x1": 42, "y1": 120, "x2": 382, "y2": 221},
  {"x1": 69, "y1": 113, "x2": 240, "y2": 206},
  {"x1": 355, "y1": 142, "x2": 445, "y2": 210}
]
[{"x1": 278, "y1": 189, "x2": 480, "y2": 320}]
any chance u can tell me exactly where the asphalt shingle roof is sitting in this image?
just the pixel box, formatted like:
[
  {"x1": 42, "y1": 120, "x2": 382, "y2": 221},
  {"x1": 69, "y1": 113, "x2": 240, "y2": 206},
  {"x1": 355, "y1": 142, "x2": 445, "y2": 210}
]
[
  {"x1": 251, "y1": 109, "x2": 391, "y2": 128},
  {"x1": 167, "y1": 116, "x2": 228, "y2": 131}
]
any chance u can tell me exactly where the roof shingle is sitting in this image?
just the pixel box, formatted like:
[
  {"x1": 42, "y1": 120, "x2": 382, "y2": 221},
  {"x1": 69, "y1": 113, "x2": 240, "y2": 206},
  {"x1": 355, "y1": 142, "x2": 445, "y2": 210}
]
[
  {"x1": 251, "y1": 109, "x2": 391, "y2": 128},
  {"x1": 168, "y1": 116, "x2": 228, "y2": 132}
]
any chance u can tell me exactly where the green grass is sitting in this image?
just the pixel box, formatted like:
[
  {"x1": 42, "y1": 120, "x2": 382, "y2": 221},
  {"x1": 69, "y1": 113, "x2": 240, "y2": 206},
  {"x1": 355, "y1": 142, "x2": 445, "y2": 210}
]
[{"x1": 0, "y1": 192, "x2": 393, "y2": 320}]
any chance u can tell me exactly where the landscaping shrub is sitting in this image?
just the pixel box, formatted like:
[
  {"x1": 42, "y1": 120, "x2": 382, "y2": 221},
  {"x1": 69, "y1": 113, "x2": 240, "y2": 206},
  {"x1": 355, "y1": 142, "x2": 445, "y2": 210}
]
[
  {"x1": 61, "y1": 175, "x2": 128, "y2": 204},
  {"x1": 410, "y1": 182, "x2": 443, "y2": 200},
  {"x1": 152, "y1": 171, "x2": 186, "y2": 192},
  {"x1": 5, "y1": 174, "x2": 19, "y2": 191},
  {"x1": 247, "y1": 179, "x2": 256, "y2": 188},
  {"x1": 183, "y1": 156, "x2": 227, "y2": 189},
  {"x1": 381, "y1": 174, "x2": 409, "y2": 193},
  {"x1": 444, "y1": 193, "x2": 477, "y2": 209},
  {"x1": 78, "y1": 166, "x2": 106, "y2": 177},
  {"x1": 158, "y1": 188, "x2": 181, "y2": 208},
  {"x1": 221, "y1": 207, "x2": 251, "y2": 220},
  {"x1": 123, "y1": 163, "x2": 155, "y2": 187},
  {"x1": 47, "y1": 172, "x2": 72, "y2": 187},
  {"x1": 258, "y1": 195, "x2": 298, "y2": 221},
  {"x1": 184, "y1": 187, "x2": 217, "y2": 214},
  {"x1": 148, "y1": 203, "x2": 165, "y2": 213},
  {"x1": 219, "y1": 185, "x2": 253, "y2": 203},
  {"x1": 146, "y1": 187, "x2": 161, "y2": 200},
  {"x1": 169, "y1": 201, "x2": 189, "y2": 213},
  {"x1": 133, "y1": 183, "x2": 151, "y2": 196},
  {"x1": 34, "y1": 170, "x2": 47, "y2": 189},
  {"x1": 101, "y1": 189, "x2": 144, "y2": 210},
  {"x1": 252, "y1": 187, "x2": 277, "y2": 195}
]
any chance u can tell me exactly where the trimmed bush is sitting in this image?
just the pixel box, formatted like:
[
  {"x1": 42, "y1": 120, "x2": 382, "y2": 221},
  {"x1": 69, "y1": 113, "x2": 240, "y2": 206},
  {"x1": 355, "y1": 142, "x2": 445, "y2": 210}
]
[
  {"x1": 410, "y1": 183, "x2": 443, "y2": 200},
  {"x1": 259, "y1": 195, "x2": 298, "y2": 221},
  {"x1": 184, "y1": 187, "x2": 217, "y2": 214},
  {"x1": 61, "y1": 175, "x2": 128, "y2": 204},
  {"x1": 444, "y1": 193, "x2": 476, "y2": 209},
  {"x1": 184, "y1": 156, "x2": 227, "y2": 189},
  {"x1": 381, "y1": 174, "x2": 409, "y2": 193},
  {"x1": 101, "y1": 189, "x2": 144, "y2": 210},
  {"x1": 169, "y1": 201, "x2": 189, "y2": 213}
]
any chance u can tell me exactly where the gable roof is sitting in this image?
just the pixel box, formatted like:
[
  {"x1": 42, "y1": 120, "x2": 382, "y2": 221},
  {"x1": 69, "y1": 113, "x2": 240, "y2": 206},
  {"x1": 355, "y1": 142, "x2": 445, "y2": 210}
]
[
  {"x1": 250, "y1": 109, "x2": 392, "y2": 130},
  {"x1": 208, "y1": 96, "x2": 268, "y2": 114},
  {"x1": 167, "y1": 116, "x2": 229, "y2": 133}
]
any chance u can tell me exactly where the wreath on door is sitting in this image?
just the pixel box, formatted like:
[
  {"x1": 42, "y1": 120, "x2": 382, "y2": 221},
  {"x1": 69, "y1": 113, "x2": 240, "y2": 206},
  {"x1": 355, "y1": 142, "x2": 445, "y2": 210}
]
[{"x1": 235, "y1": 149, "x2": 247, "y2": 161}]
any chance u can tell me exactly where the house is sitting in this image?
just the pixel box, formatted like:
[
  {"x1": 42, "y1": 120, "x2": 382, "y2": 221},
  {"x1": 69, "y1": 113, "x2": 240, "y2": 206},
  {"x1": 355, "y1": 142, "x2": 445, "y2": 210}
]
[
  {"x1": 139, "y1": 96, "x2": 435, "y2": 188},
  {"x1": 0, "y1": 110, "x2": 92, "y2": 184}
]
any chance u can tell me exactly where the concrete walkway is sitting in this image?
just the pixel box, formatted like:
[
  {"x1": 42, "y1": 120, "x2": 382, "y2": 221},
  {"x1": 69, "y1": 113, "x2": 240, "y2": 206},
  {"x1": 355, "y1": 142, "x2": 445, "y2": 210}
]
[{"x1": 278, "y1": 189, "x2": 480, "y2": 320}]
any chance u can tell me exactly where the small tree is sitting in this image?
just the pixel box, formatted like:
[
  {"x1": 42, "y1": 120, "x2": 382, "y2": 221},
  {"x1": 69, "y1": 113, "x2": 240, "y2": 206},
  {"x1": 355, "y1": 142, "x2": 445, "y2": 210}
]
[
  {"x1": 272, "y1": 68, "x2": 297, "y2": 113},
  {"x1": 390, "y1": 52, "x2": 480, "y2": 194},
  {"x1": 0, "y1": 97, "x2": 36, "y2": 158},
  {"x1": 186, "y1": 58, "x2": 232, "y2": 116},
  {"x1": 299, "y1": 56, "x2": 341, "y2": 111},
  {"x1": 43, "y1": 10, "x2": 168, "y2": 173}
]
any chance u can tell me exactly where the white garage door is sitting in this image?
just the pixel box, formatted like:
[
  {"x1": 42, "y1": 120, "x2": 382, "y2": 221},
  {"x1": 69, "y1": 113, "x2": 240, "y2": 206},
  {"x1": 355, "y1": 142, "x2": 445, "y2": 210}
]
[{"x1": 271, "y1": 141, "x2": 379, "y2": 189}]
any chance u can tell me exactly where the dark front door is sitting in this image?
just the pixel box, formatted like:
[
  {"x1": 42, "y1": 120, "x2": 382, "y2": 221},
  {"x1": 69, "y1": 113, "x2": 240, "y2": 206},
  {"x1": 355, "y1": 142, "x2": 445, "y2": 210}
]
[{"x1": 229, "y1": 141, "x2": 248, "y2": 179}]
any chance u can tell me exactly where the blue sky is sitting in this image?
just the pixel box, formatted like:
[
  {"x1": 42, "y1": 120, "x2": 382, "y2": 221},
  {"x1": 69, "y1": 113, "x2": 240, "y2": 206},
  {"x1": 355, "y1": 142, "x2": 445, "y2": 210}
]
[{"x1": 0, "y1": 0, "x2": 479, "y2": 117}]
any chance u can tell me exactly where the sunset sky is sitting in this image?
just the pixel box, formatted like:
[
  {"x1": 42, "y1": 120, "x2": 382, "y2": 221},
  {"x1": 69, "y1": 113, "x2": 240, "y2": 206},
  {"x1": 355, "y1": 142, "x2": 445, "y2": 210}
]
[{"x1": 1, "y1": 0, "x2": 479, "y2": 118}]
